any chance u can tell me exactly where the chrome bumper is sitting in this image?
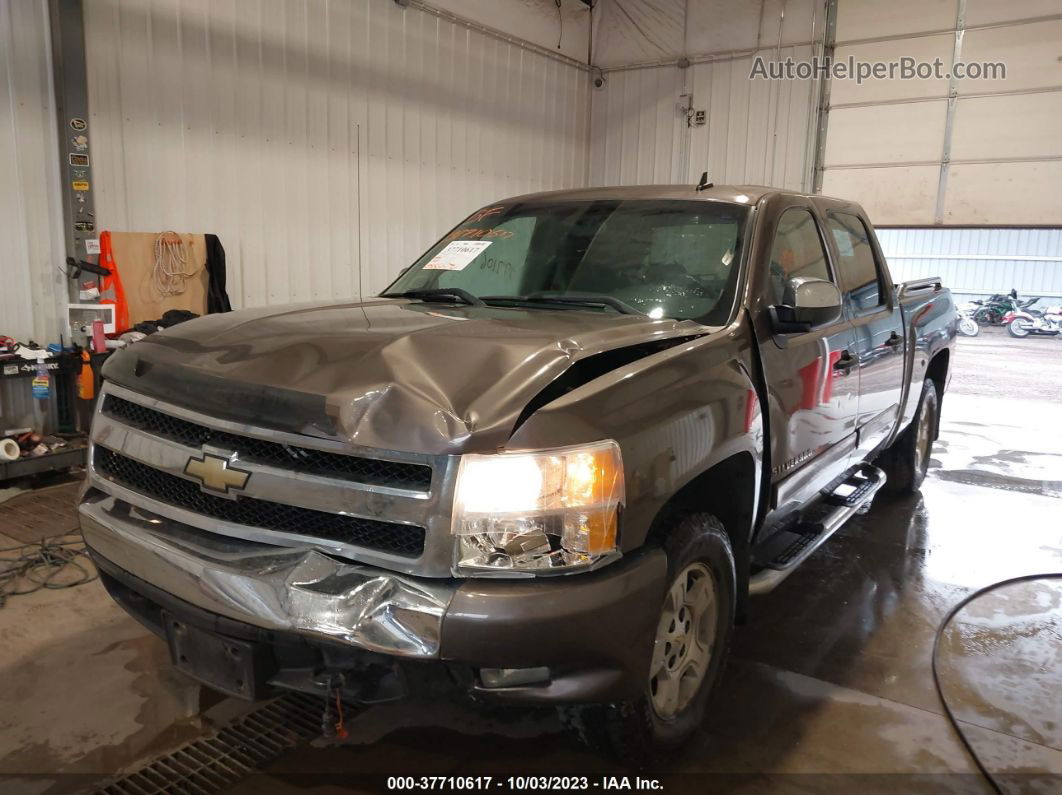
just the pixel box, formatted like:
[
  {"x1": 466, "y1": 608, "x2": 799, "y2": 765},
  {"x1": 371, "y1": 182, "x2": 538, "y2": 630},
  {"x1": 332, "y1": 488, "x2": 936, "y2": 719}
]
[{"x1": 79, "y1": 493, "x2": 453, "y2": 658}]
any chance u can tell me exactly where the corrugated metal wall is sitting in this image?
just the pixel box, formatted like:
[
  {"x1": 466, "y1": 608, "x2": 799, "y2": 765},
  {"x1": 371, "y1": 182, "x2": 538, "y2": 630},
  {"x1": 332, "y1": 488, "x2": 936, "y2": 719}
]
[
  {"x1": 591, "y1": 0, "x2": 822, "y2": 70},
  {"x1": 82, "y1": 0, "x2": 590, "y2": 308},
  {"x1": 588, "y1": 46, "x2": 817, "y2": 189},
  {"x1": 588, "y1": 65, "x2": 687, "y2": 185},
  {"x1": 587, "y1": 0, "x2": 824, "y2": 191},
  {"x1": 878, "y1": 228, "x2": 1062, "y2": 304},
  {"x1": 687, "y1": 47, "x2": 816, "y2": 190},
  {"x1": 0, "y1": 0, "x2": 67, "y2": 345}
]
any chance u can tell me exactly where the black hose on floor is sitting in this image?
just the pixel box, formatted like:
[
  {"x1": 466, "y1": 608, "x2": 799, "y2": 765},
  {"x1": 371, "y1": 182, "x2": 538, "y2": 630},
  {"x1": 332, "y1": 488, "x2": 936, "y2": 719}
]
[
  {"x1": 0, "y1": 532, "x2": 97, "y2": 607},
  {"x1": 931, "y1": 572, "x2": 1062, "y2": 795}
]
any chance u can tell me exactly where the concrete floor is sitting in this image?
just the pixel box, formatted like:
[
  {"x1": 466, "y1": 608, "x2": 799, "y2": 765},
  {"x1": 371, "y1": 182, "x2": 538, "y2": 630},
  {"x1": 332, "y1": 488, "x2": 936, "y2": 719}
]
[{"x1": 1, "y1": 327, "x2": 1060, "y2": 793}]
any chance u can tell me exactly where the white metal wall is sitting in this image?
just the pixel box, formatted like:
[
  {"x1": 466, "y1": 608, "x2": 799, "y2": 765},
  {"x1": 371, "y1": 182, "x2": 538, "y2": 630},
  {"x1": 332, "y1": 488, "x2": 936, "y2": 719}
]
[
  {"x1": 878, "y1": 227, "x2": 1062, "y2": 303},
  {"x1": 588, "y1": 0, "x2": 824, "y2": 190},
  {"x1": 592, "y1": 0, "x2": 822, "y2": 70},
  {"x1": 588, "y1": 65, "x2": 687, "y2": 185},
  {"x1": 0, "y1": 0, "x2": 67, "y2": 344},
  {"x1": 588, "y1": 46, "x2": 817, "y2": 189},
  {"x1": 823, "y1": 0, "x2": 1062, "y2": 226},
  {"x1": 82, "y1": 0, "x2": 590, "y2": 307},
  {"x1": 426, "y1": 0, "x2": 590, "y2": 64}
]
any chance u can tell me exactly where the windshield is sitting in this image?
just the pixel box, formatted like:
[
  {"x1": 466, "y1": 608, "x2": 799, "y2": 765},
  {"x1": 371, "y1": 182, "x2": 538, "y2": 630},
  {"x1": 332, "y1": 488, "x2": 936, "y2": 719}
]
[{"x1": 383, "y1": 199, "x2": 749, "y2": 322}]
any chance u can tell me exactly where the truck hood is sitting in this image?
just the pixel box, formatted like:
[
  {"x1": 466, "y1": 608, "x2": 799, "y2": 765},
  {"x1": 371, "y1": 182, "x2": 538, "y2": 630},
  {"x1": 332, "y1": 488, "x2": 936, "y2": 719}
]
[{"x1": 102, "y1": 299, "x2": 711, "y2": 455}]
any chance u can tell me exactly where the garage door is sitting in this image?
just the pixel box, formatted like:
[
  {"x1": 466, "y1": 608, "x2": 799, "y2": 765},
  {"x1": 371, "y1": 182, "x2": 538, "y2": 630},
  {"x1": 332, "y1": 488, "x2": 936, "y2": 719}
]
[{"x1": 821, "y1": 0, "x2": 1062, "y2": 226}]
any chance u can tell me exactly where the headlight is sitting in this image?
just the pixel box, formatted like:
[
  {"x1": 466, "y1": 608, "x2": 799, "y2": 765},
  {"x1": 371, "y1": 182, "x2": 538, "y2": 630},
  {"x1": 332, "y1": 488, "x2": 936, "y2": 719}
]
[{"x1": 451, "y1": 440, "x2": 624, "y2": 575}]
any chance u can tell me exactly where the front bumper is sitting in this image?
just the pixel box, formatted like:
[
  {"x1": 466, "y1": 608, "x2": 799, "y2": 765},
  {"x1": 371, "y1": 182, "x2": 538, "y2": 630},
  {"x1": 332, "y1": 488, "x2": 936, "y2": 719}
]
[{"x1": 80, "y1": 492, "x2": 666, "y2": 704}]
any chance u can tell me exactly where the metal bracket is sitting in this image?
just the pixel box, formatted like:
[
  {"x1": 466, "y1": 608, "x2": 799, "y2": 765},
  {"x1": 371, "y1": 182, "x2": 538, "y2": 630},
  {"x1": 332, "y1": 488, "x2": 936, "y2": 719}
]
[
  {"x1": 809, "y1": 0, "x2": 838, "y2": 193},
  {"x1": 934, "y1": 0, "x2": 967, "y2": 225}
]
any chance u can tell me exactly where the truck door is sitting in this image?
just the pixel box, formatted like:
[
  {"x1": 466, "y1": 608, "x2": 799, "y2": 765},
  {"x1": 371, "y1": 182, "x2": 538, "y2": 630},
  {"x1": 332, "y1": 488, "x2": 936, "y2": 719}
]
[
  {"x1": 758, "y1": 205, "x2": 860, "y2": 511},
  {"x1": 824, "y1": 212, "x2": 905, "y2": 456}
]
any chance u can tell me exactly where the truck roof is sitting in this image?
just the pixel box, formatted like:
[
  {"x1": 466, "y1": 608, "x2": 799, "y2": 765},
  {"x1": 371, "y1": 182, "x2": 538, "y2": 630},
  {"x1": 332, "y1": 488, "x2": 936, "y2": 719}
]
[{"x1": 503, "y1": 184, "x2": 808, "y2": 206}]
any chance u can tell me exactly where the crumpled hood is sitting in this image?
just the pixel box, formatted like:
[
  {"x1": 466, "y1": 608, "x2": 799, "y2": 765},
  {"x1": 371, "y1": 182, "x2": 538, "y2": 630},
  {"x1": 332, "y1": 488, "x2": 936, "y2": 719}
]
[{"x1": 102, "y1": 299, "x2": 708, "y2": 454}]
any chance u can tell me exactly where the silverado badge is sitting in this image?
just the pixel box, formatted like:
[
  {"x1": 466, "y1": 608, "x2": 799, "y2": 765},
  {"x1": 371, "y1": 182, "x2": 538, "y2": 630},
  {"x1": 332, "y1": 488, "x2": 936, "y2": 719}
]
[{"x1": 184, "y1": 453, "x2": 250, "y2": 496}]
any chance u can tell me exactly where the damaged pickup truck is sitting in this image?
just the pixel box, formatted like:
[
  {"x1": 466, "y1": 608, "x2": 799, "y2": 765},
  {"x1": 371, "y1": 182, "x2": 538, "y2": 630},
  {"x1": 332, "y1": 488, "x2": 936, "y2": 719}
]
[{"x1": 80, "y1": 184, "x2": 955, "y2": 753}]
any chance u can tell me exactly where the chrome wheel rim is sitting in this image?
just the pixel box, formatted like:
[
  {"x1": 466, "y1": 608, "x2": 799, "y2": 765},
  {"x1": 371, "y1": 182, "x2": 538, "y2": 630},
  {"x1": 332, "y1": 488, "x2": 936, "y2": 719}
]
[
  {"x1": 649, "y1": 562, "x2": 718, "y2": 720},
  {"x1": 914, "y1": 397, "x2": 933, "y2": 474}
]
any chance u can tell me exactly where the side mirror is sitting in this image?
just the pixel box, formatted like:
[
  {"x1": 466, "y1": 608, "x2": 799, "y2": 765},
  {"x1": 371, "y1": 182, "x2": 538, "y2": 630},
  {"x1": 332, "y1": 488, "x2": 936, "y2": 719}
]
[{"x1": 770, "y1": 277, "x2": 843, "y2": 333}]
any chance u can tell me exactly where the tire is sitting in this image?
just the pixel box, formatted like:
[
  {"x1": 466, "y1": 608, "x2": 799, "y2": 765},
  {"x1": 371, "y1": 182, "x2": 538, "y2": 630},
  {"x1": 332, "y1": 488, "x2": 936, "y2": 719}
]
[
  {"x1": 957, "y1": 316, "x2": 979, "y2": 337},
  {"x1": 1007, "y1": 319, "x2": 1031, "y2": 338},
  {"x1": 561, "y1": 514, "x2": 735, "y2": 763},
  {"x1": 880, "y1": 379, "x2": 939, "y2": 495}
]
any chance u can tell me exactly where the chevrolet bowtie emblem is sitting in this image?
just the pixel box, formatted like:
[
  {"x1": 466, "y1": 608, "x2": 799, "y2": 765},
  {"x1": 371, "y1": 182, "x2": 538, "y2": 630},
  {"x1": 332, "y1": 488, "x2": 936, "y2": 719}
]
[{"x1": 184, "y1": 453, "x2": 250, "y2": 496}]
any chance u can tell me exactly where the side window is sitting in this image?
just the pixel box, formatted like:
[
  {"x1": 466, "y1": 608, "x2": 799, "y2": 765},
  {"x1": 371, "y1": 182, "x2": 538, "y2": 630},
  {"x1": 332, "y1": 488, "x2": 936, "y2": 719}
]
[
  {"x1": 768, "y1": 208, "x2": 831, "y2": 306},
  {"x1": 826, "y1": 213, "x2": 884, "y2": 311}
]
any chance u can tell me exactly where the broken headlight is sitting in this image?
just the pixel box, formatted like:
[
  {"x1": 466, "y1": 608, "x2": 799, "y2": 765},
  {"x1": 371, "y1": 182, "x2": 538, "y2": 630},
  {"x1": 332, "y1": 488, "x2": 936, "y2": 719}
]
[{"x1": 451, "y1": 441, "x2": 624, "y2": 575}]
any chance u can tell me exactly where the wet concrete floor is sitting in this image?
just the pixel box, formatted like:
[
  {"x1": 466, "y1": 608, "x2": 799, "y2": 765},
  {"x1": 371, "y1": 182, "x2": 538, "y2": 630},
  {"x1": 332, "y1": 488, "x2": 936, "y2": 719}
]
[{"x1": 1, "y1": 329, "x2": 1060, "y2": 793}]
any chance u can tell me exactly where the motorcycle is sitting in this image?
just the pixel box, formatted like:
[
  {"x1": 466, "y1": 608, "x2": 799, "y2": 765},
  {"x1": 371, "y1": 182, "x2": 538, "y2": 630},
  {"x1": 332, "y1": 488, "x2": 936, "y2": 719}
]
[
  {"x1": 971, "y1": 290, "x2": 1033, "y2": 326},
  {"x1": 1005, "y1": 302, "x2": 1062, "y2": 338},
  {"x1": 956, "y1": 302, "x2": 981, "y2": 337}
]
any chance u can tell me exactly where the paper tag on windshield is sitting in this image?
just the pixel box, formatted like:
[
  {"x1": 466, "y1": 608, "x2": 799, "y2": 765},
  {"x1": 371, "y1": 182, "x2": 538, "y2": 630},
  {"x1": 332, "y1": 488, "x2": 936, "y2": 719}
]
[{"x1": 423, "y1": 240, "x2": 492, "y2": 271}]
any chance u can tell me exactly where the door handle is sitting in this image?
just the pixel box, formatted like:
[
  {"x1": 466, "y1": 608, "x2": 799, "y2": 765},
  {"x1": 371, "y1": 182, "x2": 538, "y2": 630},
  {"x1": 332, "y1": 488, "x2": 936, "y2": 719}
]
[
  {"x1": 885, "y1": 332, "x2": 902, "y2": 349},
  {"x1": 833, "y1": 351, "x2": 856, "y2": 374}
]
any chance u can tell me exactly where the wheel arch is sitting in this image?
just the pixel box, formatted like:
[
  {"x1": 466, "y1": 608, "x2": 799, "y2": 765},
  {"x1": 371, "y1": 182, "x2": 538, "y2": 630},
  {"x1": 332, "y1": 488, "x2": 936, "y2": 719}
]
[
  {"x1": 645, "y1": 451, "x2": 758, "y2": 618},
  {"x1": 925, "y1": 348, "x2": 949, "y2": 439}
]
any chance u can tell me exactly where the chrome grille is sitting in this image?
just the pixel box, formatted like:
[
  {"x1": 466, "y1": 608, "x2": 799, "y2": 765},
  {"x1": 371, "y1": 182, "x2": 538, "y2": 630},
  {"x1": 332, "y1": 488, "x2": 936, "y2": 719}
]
[
  {"x1": 95, "y1": 447, "x2": 426, "y2": 556},
  {"x1": 87, "y1": 384, "x2": 459, "y2": 576},
  {"x1": 103, "y1": 394, "x2": 432, "y2": 491}
]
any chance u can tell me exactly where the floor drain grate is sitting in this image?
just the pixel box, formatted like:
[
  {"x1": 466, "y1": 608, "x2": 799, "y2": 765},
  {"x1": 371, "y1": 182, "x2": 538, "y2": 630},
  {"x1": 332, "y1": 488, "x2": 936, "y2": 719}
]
[{"x1": 94, "y1": 693, "x2": 323, "y2": 794}]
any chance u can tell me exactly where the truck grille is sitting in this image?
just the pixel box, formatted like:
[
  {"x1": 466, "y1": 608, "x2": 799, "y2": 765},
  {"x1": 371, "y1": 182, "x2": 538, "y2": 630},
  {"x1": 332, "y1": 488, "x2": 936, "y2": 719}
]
[
  {"x1": 103, "y1": 395, "x2": 432, "y2": 492},
  {"x1": 94, "y1": 446, "x2": 426, "y2": 557}
]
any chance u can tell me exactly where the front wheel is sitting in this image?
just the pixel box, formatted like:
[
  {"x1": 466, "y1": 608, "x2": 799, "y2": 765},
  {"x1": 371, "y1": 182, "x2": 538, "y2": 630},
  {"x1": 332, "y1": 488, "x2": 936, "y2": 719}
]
[
  {"x1": 561, "y1": 514, "x2": 735, "y2": 762},
  {"x1": 1008, "y1": 318, "x2": 1031, "y2": 338},
  {"x1": 958, "y1": 316, "x2": 979, "y2": 337}
]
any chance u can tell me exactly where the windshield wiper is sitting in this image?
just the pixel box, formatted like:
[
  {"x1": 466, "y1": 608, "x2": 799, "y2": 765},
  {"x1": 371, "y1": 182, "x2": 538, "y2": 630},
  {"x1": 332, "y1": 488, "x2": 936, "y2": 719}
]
[
  {"x1": 481, "y1": 293, "x2": 645, "y2": 316},
  {"x1": 382, "y1": 287, "x2": 485, "y2": 307},
  {"x1": 522, "y1": 292, "x2": 645, "y2": 316}
]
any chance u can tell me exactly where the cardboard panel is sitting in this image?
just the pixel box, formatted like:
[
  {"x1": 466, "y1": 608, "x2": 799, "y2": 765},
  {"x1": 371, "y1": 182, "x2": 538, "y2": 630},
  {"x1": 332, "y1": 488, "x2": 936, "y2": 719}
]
[
  {"x1": 108, "y1": 232, "x2": 208, "y2": 326},
  {"x1": 821, "y1": 165, "x2": 940, "y2": 226},
  {"x1": 825, "y1": 101, "x2": 948, "y2": 166}
]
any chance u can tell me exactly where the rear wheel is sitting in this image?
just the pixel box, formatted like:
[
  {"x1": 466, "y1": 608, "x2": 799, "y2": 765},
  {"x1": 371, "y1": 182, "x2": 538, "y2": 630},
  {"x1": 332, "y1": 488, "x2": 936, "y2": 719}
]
[
  {"x1": 561, "y1": 514, "x2": 735, "y2": 762},
  {"x1": 880, "y1": 379, "x2": 938, "y2": 495},
  {"x1": 1008, "y1": 318, "x2": 1031, "y2": 338}
]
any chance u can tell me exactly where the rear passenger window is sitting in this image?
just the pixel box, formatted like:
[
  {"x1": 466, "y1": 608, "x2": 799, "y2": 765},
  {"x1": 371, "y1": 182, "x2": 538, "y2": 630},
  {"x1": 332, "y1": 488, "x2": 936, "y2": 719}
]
[
  {"x1": 768, "y1": 208, "x2": 831, "y2": 306},
  {"x1": 827, "y1": 213, "x2": 884, "y2": 311}
]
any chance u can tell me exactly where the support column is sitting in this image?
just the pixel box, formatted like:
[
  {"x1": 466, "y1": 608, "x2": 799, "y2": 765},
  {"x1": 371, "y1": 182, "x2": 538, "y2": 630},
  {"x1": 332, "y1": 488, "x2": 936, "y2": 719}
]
[
  {"x1": 809, "y1": 0, "x2": 837, "y2": 194},
  {"x1": 47, "y1": 0, "x2": 96, "y2": 304}
]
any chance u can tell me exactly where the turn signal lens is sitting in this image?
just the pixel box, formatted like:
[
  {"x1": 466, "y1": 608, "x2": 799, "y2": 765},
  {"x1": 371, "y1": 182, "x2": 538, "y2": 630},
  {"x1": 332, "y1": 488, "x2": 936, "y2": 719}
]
[{"x1": 451, "y1": 441, "x2": 624, "y2": 575}]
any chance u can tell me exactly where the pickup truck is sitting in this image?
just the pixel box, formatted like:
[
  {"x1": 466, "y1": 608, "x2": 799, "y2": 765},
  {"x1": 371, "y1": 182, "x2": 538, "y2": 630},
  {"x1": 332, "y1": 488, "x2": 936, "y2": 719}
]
[{"x1": 79, "y1": 184, "x2": 955, "y2": 755}]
